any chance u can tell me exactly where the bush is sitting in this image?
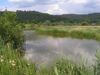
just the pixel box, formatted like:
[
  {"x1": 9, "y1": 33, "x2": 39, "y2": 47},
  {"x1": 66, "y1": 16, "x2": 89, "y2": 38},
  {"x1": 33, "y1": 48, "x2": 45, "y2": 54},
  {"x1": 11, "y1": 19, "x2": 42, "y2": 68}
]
[{"x1": 0, "y1": 11, "x2": 23, "y2": 49}]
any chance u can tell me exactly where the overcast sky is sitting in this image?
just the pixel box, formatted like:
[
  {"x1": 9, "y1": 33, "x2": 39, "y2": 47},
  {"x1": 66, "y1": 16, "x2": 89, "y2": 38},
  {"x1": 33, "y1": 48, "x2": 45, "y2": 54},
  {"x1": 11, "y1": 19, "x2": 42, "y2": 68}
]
[{"x1": 0, "y1": 0, "x2": 100, "y2": 14}]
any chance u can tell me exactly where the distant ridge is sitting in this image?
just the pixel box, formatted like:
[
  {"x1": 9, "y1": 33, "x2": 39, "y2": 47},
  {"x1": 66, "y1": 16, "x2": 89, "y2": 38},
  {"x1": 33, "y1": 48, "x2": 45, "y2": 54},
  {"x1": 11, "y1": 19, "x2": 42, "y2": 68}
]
[{"x1": 0, "y1": 10, "x2": 100, "y2": 25}]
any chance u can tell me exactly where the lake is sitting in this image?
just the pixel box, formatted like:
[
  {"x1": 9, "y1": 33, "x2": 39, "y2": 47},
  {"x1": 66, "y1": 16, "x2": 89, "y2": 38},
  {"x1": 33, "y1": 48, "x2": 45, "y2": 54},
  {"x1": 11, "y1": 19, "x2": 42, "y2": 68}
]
[{"x1": 23, "y1": 31, "x2": 100, "y2": 66}]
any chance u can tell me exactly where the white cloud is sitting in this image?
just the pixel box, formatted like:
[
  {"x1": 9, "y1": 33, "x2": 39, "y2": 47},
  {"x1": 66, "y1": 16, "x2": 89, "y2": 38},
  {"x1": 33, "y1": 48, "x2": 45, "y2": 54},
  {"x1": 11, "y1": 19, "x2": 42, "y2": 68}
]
[
  {"x1": 46, "y1": 0, "x2": 67, "y2": 14},
  {"x1": 46, "y1": 0, "x2": 100, "y2": 14},
  {"x1": 68, "y1": 0, "x2": 88, "y2": 4},
  {"x1": 46, "y1": 4, "x2": 60, "y2": 14},
  {"x1": 46, "y1": 0, "x2": 89, "y2": 14}
]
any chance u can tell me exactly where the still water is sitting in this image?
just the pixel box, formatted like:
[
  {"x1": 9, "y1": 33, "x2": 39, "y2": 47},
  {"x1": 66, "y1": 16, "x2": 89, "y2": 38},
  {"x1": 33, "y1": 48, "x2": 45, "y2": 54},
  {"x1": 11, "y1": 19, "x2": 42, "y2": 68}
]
[{"x1": 23, "y1": 31, "x2": 100, "y2": 66}]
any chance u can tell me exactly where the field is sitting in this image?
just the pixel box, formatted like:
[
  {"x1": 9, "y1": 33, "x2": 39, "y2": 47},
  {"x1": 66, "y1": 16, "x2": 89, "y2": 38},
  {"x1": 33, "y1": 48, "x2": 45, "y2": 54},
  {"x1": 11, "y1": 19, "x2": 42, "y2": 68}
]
[{"x1": 0, "y1": 25, "x2": 100, "y2": 75}]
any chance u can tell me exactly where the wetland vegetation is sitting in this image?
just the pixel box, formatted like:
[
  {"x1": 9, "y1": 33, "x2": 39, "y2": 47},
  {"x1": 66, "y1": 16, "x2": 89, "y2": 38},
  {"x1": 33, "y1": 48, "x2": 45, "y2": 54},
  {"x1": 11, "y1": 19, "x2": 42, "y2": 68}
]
[
  {"x1": 0, "y1": 11, "x2": 100, "y2": 75},
  {"x1": 35, "y1": 26, "x2": 100, "y2": 41}
]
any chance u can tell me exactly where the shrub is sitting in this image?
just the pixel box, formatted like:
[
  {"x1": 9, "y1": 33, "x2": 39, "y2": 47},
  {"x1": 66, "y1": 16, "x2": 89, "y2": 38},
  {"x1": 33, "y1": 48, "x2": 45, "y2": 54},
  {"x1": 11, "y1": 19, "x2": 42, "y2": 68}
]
[{"x1": 0, "y1": 11, "x2": 23, "y2": 49}]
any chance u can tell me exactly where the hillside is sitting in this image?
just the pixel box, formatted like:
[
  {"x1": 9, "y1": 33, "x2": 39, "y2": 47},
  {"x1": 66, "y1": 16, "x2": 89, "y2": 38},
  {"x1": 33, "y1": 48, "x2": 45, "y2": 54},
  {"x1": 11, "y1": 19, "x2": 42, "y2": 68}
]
[{"x1": 0, "y1": 10, "x2": 100, "y2": 25}]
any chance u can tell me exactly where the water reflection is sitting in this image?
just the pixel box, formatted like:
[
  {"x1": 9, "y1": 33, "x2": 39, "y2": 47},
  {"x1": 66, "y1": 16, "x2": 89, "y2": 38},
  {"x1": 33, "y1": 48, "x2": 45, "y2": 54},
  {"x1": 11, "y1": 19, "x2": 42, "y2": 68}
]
[{"x1": 24, "y1": 31, "x2": 100, "y2": 66}]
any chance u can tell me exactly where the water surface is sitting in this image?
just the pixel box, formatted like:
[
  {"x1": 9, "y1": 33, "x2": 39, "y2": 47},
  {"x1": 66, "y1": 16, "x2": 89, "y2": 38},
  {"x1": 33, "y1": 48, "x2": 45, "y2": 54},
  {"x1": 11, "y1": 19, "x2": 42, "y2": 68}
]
[{"x1": 23, "y1": 31, "x2": 100, "y2": 66}]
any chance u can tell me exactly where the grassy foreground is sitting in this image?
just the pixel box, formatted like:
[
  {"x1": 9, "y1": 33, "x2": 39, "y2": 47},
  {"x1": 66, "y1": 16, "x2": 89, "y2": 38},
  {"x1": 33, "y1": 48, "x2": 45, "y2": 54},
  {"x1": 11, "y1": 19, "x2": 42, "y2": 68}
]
[
  {"x1": 0, "y1": 44, "x2": 94, "y2": 75},
  {"x1": 0, "y1": 40, "x2": 100, "y2": 75},
  {"x1": 0, "y1": 42, "x2": 36, "y2": 75},
  {"x1": 35, "y1": 26, "x2": 100, "y2": 41}
]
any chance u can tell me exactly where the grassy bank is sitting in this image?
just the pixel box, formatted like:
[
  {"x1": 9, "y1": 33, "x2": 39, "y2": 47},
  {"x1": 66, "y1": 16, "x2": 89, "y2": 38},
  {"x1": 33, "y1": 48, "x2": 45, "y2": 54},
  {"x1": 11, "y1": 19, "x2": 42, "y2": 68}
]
[
  {"x1": 35, "y1": 26, "x2": 100, "y2": 41},
  {"x1": 1, "y1": 41, "x2": 100, "y2": 75},
  {"x1": 0, "y1": 42, "x2": 95, "y2": 75},
  {"x1": 0, "y1": 41, "x2": 36, "y2": 75}
]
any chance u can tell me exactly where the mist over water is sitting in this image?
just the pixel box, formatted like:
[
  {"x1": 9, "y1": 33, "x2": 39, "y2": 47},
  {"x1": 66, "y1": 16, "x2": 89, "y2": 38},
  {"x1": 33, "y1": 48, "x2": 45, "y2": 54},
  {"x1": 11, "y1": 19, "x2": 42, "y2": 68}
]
[{"x1": 23, "y1": 31, "x2": 100, "y2": 66}]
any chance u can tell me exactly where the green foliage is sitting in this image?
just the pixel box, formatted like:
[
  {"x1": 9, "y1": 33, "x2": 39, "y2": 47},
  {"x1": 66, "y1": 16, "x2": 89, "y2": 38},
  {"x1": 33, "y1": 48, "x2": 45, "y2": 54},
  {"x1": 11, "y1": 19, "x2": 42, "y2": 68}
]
[
  {"x1": 0, "y1": 41, "x2": 36, "y2": 75},
  {"x1": 0, "y1": 11, "x2": 23, "y2": 49},
  {"x1": 15, "y1": 11, "x2": 100, "y2": 25},
  {"x1": 36, "y1": 26, "x2": 100, "y2": 41},
  {"x1": 94, "y1": 51, "x2": 100, "y2": 75},
  {"x1": 81, "y1": 22, "x2": 89, "y2": 26},
  {"x1": 52, "y1": 59, "x2": 93, "y2": 75},
  {"x1": 1, "y1": 11, "x2": 100, "y2": 25}
]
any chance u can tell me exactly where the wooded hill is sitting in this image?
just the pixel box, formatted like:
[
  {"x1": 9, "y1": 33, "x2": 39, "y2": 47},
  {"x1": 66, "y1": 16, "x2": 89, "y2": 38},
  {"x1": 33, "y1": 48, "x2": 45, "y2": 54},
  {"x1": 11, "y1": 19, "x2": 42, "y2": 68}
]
[{"x1": 0, "y1": 10, "x2": 100, "y2": 25}]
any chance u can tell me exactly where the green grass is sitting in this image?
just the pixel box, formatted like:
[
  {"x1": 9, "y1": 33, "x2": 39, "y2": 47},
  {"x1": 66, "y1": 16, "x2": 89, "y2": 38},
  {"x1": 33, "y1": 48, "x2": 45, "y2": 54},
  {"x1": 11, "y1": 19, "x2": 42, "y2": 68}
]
[
  {"x1": 0, "y1": 43, "x2": 100, "y2": 75},
  {"x1": 35, "y1": 26, "x2": 100, "y2": 41},
  {"x1": 0, "y1": 43, "x2": 36, "y2": 75}
]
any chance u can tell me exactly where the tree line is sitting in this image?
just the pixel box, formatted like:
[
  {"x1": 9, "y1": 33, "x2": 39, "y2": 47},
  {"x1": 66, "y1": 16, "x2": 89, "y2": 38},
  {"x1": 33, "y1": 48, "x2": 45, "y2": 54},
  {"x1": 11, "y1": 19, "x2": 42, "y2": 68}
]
[{"x1": 0, "y1": 10, "x2": 100, "y2": 25}]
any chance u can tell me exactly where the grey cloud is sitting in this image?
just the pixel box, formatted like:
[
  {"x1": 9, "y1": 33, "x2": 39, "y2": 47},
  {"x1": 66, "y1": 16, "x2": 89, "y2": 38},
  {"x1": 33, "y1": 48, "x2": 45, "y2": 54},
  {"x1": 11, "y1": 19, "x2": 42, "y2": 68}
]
[
  {"x1": 59, "y1": 0, "x2": 100, "y2": 14},
  {"x1": 9, "y1": 0, "x2": 59, "y2": 8},
  {"x1": 8, "y1": 0, "x2": 100, "y2": 14}
]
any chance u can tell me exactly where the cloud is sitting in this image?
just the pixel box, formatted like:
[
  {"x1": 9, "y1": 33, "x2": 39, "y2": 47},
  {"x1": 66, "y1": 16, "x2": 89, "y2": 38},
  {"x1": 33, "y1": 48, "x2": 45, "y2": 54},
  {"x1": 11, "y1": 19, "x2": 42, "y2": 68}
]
[
  {"x1": 46, "y1": 0, "x2": 100, "y2": 14},
  {"x1": 68, "y1": 0, "x2": 88, "y2": 4},
  {"x1": 45, "y1": 0, "x2": 88, "y2": 14},
  {"x1": 46, "y1": 4, "x2": 62, "y2": 14},
  {"x1": 9, "y1": 0, "x2": 34, "y2": 3},
  {"x1": 8, "y1": 0, "x2": 58, "y2": 5},
  {"x1": 7, "y1": 0, "x2": 100, "y2": 14},
  {"x1": 8, "y1": 0, "x2": 35, "y2": 8}
]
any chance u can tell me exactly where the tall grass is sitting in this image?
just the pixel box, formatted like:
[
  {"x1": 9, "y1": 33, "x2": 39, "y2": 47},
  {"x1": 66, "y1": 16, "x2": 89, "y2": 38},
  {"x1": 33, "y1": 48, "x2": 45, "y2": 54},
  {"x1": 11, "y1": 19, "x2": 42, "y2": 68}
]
[
  {"x1": 35, "y1": 26, "x2": 100, "y2": 41},
  {"x1": 0, "y1": 38, "x2": 100, "y2": 75},
  {"x1": 0, "y1": 40, "x2": 36, "y2": 75}
]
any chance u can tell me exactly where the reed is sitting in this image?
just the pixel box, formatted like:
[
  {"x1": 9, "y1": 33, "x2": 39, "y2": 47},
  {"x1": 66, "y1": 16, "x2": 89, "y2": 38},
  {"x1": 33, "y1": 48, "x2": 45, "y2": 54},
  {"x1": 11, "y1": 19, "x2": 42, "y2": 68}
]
[{"x1": 36, "y1": 26, "x2": 100, "y2": 41}]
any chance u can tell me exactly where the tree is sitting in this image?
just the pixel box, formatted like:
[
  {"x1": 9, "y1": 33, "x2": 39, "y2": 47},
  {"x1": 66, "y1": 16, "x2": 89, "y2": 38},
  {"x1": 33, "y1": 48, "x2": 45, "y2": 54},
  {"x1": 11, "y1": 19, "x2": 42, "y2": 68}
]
[
  {"x1": 81, "y1": 22, "x2": 88, "y2": 26},
  {"x1": 0, "y1": 11, "x2": 23, "y2": 49},
  {"x1": 43, "y1": 20, "x2": 51, "y2": 26}
]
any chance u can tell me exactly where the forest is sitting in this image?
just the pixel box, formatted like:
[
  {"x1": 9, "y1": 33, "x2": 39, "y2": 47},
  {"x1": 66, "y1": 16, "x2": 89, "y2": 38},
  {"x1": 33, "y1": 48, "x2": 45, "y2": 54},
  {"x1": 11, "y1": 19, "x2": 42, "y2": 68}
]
[{"x1": 0, "y1": 10, "x2": 100, "y2": 25}]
